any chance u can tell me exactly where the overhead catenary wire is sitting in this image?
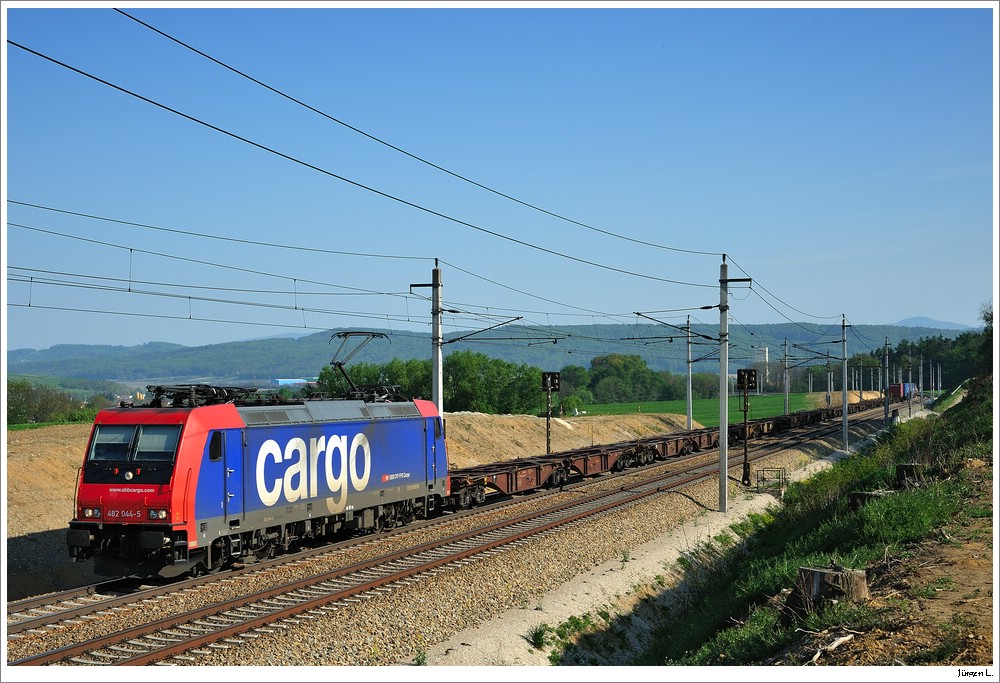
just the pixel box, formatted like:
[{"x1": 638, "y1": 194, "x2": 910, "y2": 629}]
[
  {"x1": 7, "y1": 29, "x2": 875, "y2": 350},
  {"x1": 8, "y1": 266, "x2": 403, "y2": 298},
  {"x1": 119, "y1": 7, "x2": 860, "y2": 334},
  {"x1": 114, "y1": 8, "x2": 722, "y2": 260},
  {"x1": 9, "y1": 201, "x2": 703, "y2": 329},
  {"x1": 5, "y1": 219, "x2": 698, "y2": 363},
  {"x1": 9, "y1": 24, "x2": 852, "y2": 330},
  {"x1": 8, "y1": 213, "x2": 881, "y2": 371},
  {"x1": 748, "y1": 287, "x2": 844, "y2": 340},
  {"x1": 728, "y1": 254, "x2": 842, "y2": 322},
  {"x1": 8, "y1": 222, "x2": 418, "y2": 298},
  {"x1": 8, "y1": 200, "x2": 432, "y2": 262},
  {"x1": 7, "y1": 40, "x2": 716, "y2": 291},
  {"x1": 7, "y1": 269, "x2": 697, "y2": 366}
]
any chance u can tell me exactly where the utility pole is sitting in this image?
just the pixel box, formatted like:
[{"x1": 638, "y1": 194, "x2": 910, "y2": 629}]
[
  {"x1": 686, "y1": 315, "x2": 693, "y2": 430},
  {"x1": 719, "y1": 259, "x2": 729, "y2": 514},
  {"x1": 825, "y1": 354, "x2": 832, "y2": 407},
  {"x1": 908, "y1": 360, "x2": 913, "y2": 418},
  {"x1": 431, "y1": 264, "x2": 443, "y2": 416},
  {"x1": 410, "y1": 261, "x2": 445, "y2": 416},
  {"x1": 783, "y1": 337, "x2": 789, "y2": 415},
  {"x1": 883, "y1": 337, "x2": 890, "y2": 424},
  {"x1": 841, "y1": 316, "x2": 848, "y2": 452},
  {"x1": 719, "y1": 257, "x2": 751, "y2": 514}
]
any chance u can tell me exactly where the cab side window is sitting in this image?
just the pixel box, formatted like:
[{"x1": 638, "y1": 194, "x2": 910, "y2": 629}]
[{"x1": 209, "y1": 431, "x2": 224, "y2": 462}]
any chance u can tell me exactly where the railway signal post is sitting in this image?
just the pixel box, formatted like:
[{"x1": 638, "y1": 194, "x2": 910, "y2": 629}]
[
  {"x1": 542, "y1": 372, "x2": 560, "y2": 454},
  {"x1": 737, "y1": 368, "x2": 757, "y2": 487}
]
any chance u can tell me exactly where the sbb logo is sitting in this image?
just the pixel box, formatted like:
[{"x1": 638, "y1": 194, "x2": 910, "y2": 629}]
[
  {"x1": 255, "y1": 433, "x2": 371, "y2": 513},
  {"x1": 381, "y1": 472, "x2": 411, "y2": 483}
]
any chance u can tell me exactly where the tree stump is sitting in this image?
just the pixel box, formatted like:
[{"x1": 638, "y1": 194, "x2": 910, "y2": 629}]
[{"x1": 786, "y1": 565, "x2": 870, "y2": 619}]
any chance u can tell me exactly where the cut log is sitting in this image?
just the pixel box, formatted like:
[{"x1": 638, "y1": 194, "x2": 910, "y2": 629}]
[
  {"x1": 896, "y1": 462, "x2": 924, "y2": 489},
  {"x1": 848, "y1": 490, "x2": 891, "y2": 510},
  {"x1": 788, "y1": 565, "x2": 870, "y2": 617}
]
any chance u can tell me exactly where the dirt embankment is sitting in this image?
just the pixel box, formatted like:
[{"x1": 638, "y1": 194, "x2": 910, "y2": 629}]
[{"x1": 442, "y1": 411, "x2": 690, "y2": 469}]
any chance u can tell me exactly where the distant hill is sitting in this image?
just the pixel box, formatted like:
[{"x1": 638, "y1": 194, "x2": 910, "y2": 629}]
[
  {"x1": 7, "y1": 323, "x2": 970, "y2": 386},
  {"x1": 894, "y1": 316, "x2": 974, "y2": 331}
]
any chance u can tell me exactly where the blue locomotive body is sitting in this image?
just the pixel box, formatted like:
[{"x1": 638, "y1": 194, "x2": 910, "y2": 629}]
[{"x1": 69, "y1": 387, "x2": 449, "y2": 578}]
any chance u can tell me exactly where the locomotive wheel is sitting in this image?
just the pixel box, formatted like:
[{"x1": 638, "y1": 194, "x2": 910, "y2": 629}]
[
  {"x1": 253, "y1": 541, "x2": 274, "y2": 561},
  {"x1": 400, "y1": 503, "x2": 415, "y2": 526},
  {"x1": 192, "y1": 544, "x2": 224, "y2": 576},
  {"x1": 192, "y1": 561, "x2": 221, "y2": 577},
  {"x1": 381, "y1": 505, "x2": 398, "y2": 531}
]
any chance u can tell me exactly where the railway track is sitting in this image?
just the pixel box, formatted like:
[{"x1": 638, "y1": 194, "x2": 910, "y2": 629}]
[
  {"x1": 9, "y1": 450, "x2": 773, "y2": 666},
  {"x1": 7, "y1": 404, "x2": 893, "y2": 666}
]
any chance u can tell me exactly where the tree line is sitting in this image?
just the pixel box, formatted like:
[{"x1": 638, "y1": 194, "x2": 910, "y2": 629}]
[
  {"x1": 311, "y1": 350, "x2": 725, "y2": 416},
  {"x1": 776, "y1": 304, "x2": 992, "y2": 395},
  {"x1": 6, "y1": 379, "x2": 117, "y2": 425},
  {"x1": 311, "y1": 301, "x2": 992, "y2": 414}
]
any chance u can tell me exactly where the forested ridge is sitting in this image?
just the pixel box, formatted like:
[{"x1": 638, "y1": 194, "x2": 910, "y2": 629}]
[
  {"x1": 7, "y1": 322, "x2": 980, "y2": 383},
  {"x1": 8, "y1": 314, "x2": 991, "y2": 427}
]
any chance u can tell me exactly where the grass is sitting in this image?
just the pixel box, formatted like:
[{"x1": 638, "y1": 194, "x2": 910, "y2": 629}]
[
  {"x1": 526, "y1": 623, "x2": 549, "y2": 649},
  {"x1": 546, "y1": 376, "x2": 993, "y2": 667},
  {"x1": 7, "y1": 421, "x2": 77, "y2": 431},
  {"x1": 580, "y1": 392, "x2": 824, "y2": 427},
  {"x1": 930, "y1": 380, "x2": 968, "y2": 413},
  {"x1": 647, "y1": 378, "x2": 991, "y2": 666}
]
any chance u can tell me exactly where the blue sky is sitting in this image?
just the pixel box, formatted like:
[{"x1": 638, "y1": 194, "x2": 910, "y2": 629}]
[{"x1": 3, "y1": 3, "x2": 997, "y2": 354}]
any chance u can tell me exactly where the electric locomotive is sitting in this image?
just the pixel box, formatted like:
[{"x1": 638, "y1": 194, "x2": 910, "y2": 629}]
[{"x1": 67, "y1": 383, "x2": 450, "y2": 578}]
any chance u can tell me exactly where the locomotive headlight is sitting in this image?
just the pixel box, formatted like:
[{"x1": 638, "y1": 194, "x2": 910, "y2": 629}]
[
  {"x1": 148, "y1": 508, "x2": 168, "y2": 520},
  {"x1": 82, "y1": 507, "x2": 101, "y2": 518}
]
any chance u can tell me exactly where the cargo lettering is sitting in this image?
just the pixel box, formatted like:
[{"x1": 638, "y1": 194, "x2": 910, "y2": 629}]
[{"x1": 256, "y1": 433, "x2": 371, "y2": 510}]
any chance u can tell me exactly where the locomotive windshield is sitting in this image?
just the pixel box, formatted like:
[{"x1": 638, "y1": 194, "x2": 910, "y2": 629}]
[
  {"x1": 83, "y1": 425, "x2": 181, "y2": 484},
  {"x1": 88, "y1": 424, "x2": 181, "y2": 464},
  {"x1": 82, "y1": 424, "x2": 182, "y2": 485}
]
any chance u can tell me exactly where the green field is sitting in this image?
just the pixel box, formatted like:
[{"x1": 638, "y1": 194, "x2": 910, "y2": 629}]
[{"x1": 580, "y1": 393, "x2": 826, "y2": 427}]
